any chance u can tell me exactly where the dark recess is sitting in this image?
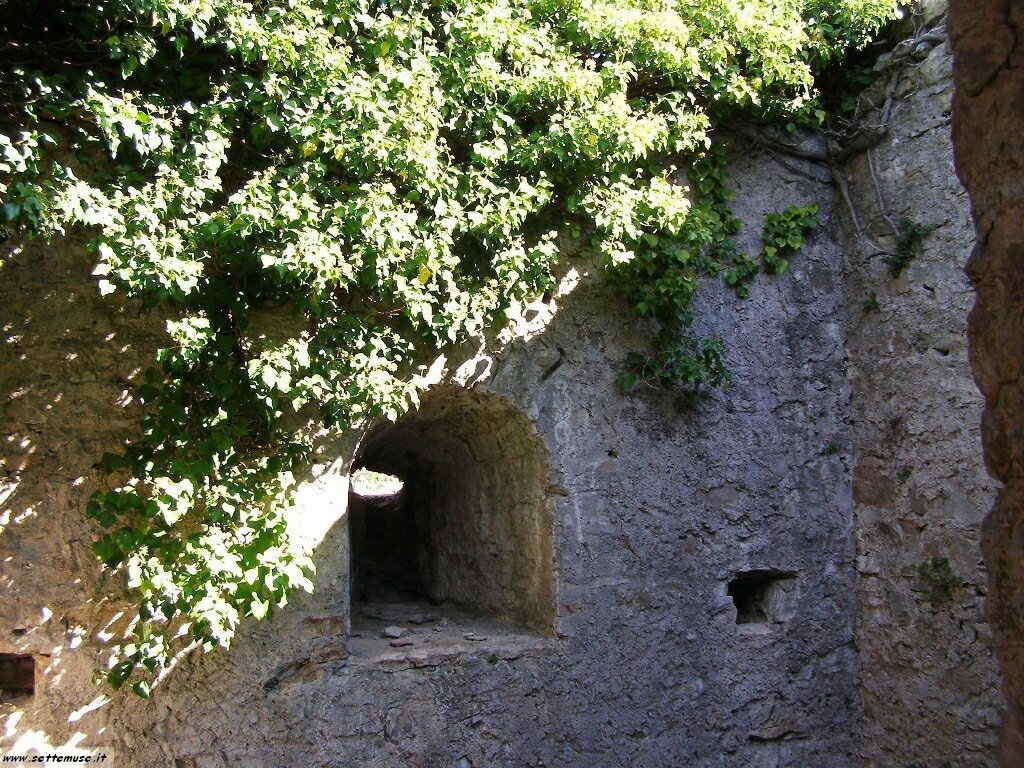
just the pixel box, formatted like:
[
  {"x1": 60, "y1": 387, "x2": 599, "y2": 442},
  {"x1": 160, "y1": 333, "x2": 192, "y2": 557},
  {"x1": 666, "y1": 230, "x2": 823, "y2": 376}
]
[
  {"x1": 728, "y1": 570, "x2": 796, "y2": 624},
  {"x1": 0, "y1": 653, "x2": 34, "y2": 698}
]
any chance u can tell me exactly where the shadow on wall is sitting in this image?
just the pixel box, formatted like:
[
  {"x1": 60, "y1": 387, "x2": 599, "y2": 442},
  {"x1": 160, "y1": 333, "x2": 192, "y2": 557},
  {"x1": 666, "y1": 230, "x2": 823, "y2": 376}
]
[
  {"x1": 0, "y1": 229, "x2": 384, "y2": 757},
  {"x1": 0, "y1": 236, "x2": 168, "y2": 755},
  {"x1": 0, "y1": 129, "x2": 858, "y2": 767},
  {"x1": 0, "y1": 231, "x2": 571, "y2": 762}
]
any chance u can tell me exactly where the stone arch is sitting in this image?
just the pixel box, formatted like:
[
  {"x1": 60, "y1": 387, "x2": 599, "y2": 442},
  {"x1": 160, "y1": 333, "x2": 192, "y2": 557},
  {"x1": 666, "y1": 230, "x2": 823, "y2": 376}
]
[{"x1": 348, "y1": 385, "x2": 556, "y2": 634}]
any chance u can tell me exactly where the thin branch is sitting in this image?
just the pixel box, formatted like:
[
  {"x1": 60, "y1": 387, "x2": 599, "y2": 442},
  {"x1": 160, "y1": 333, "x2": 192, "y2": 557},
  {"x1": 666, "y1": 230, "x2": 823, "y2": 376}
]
[
  {"x1": 867, "y1": 147, "x2": 900, "y2": 238},
  {"x1": 829, "y1": 160, "x2": 891, "y2": 258},
  {"x1": 735, "y1": 128, "x2": 828, "y2": 163},
  {"x1": 829, "y1": 126, "x2": 889, "y2": 163},
  {"x1": 734, "y1": 126, "x2": 892, "y2": 256},
  {"x1": 762, "y1": 150, "x2": 832, "y2": 185}
]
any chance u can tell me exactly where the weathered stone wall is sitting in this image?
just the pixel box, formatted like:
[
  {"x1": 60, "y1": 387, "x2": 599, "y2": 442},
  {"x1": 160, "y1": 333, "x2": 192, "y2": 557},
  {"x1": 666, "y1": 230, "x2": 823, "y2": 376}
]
[
  {"x1": 0, "y1": 12, "x2": 1008, "y2": 763},
  {"x1": 1, "y1": 143, "x2": 860, "y2": 766},
  {"x1": 950, "y1": 0, "x2": 1024, "y2": 762},
  {"x1": 835, "y1": 6, "x2": 1004, "y2": 765},
  {"x1": 0, "y1": 237, "x2": 164, "y2": 756},
  {"x1": 0, "y1": 237, "x2": 359, "y2": 763}
]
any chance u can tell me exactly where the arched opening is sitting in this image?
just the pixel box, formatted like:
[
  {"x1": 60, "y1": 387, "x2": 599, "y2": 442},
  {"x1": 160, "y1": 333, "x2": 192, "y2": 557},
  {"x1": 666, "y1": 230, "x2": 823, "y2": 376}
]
[
  {"x1": 348, "y1": 386, "x2": 556, "y2": 644},
  {"x1": 348, "y1": 468, "x2": 415, "y2": 605}
]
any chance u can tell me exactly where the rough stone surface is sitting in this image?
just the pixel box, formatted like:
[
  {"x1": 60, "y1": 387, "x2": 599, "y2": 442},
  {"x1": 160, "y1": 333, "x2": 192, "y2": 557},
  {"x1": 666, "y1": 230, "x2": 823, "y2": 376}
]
[
  {"x1": 0, "y1": 236, "x2": 359, "y2": 760},
  {"x1": 0, "y1": 16, "x2": 1008, "y2": 763},
  {"x1": 1, "y1": 144, "x2": 860, "y2": 766},
  {"x1": 950, "y1": 0, "x2": 1024, "y2": 762},
  {"x1": 835, "y1": 10, "x2": 1003, "y2": 765}
]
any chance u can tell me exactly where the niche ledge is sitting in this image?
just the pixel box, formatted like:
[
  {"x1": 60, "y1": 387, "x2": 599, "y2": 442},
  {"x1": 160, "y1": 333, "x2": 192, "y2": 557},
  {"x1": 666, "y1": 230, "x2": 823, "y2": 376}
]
[{"x1": 348, "y1": 601, "x2": 555, "y2": 666}]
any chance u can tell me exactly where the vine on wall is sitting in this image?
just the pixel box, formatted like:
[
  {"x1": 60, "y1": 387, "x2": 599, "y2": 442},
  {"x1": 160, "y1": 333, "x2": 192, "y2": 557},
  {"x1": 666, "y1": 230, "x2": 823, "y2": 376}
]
[{"x1": 0, "y1": 0, "x2": 897, "y2": 693}]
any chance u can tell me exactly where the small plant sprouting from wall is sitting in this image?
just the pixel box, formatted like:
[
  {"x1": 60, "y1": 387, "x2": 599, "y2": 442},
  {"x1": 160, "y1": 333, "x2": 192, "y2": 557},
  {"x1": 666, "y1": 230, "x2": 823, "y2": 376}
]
[
  {"x1": 621, "y1": 201, "x2": 820, "y2": 402},
  {"x1": 913, "y1": 557, "x2": 969, "y2": 607},
  {"x1": 761, "y1": 204, "x2": 821, "y2": 275},
  {"x1": 721, "y1": 203, "x2": 821, "y2": 299},
  {"x1": 886, "y1": 218, "x2": 932, "y2": 277},
  {"x1": 621, "y1": 334, "x2": 730, "y2": 403},
  {"x1": 720, "y1": 241, "x2": 761, "y2": 300}
]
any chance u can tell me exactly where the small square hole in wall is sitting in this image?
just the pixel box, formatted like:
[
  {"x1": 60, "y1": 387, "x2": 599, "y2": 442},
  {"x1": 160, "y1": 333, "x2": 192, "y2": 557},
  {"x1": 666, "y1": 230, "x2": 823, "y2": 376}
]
[
  {"x1": 727, "y1": 570, "x2": 797, "y2": 626},
  {"x1": 0, "y1": 653, "x2": 35, "y2": 699}
]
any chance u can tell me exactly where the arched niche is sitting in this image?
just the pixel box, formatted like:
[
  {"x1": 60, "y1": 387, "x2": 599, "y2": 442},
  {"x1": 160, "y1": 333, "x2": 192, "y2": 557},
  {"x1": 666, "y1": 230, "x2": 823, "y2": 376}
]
[{"x1": 348, "y1": 385, "x2": 556, "y2": 640}]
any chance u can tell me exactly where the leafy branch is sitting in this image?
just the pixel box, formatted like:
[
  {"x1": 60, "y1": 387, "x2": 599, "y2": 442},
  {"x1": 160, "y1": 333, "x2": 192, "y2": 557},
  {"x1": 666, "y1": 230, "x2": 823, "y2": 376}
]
[{"x1": 0, "y1": 0, "x2": 900, "y2": 693}]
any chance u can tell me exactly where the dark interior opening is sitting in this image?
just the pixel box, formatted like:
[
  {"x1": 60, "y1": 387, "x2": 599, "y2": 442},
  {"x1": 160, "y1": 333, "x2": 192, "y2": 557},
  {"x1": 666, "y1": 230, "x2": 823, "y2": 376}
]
[
  {"x1": 348, "y1": 386, "x2": 555, "y2": 643},
  {"x1": 728, "y1": 570, "x2": 796, "y2": 625},
  {"x1": 0, "y1": 653, "x2": 34, "y2": 698},
  {"x1": 349, "y1": 475, "x2": 423, "y2": 604}
]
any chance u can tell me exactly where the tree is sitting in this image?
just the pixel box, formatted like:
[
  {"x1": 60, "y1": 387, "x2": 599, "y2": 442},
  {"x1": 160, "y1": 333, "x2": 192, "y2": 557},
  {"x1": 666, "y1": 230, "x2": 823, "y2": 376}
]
[{"x1": 0, "y1": 0, "x2": 897, "y2": 693}]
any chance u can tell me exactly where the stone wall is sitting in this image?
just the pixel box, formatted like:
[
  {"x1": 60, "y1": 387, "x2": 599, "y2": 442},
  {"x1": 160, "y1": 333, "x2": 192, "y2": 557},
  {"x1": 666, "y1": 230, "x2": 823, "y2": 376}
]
[
  {"x1": 950, "y1": 0, "x2": 1024, "y2": 762},
  {"x1": 0, "y1": 10, "x2": 1009, "y2": 764},
  {"x1": 835, "y1": 6, "x2": 1004, "y2": 765},
  {"x1": 0, "y1": 237, "x2": 359, "y2": 763},
  {"x1": 1, "y1": 141, "x2": 861, "y2": 766},
  {"x1": 0, "y1": 237, "x2": 164, "y2": 755}
]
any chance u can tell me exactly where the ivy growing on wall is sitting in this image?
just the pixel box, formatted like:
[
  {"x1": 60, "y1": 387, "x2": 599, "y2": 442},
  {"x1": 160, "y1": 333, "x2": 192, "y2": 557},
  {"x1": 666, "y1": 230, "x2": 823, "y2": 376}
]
[{"x1": 0, "y1": 0, "x2": 897, "y2": 693}]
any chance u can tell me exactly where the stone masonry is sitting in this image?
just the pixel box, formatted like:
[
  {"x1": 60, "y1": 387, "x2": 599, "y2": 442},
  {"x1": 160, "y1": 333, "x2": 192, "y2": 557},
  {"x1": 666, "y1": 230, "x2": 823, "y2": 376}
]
[
  {"x1": 837, "y1": 5, "x2": 1003, "y2": 764},
  {"x1": 0, "y1": 6, "x2": 1006, "y2": 765}
]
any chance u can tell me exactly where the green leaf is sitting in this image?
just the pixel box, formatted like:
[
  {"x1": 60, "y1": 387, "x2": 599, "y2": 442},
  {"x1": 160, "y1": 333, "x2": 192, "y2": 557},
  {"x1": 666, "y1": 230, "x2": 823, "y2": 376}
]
[
  {"x1": 113, "y1": 527, "x2": 140, "y2": 551},
  {"x1": 97, "y1": 452, "x2": 124, "y2": 473},
  {"x1": 107, "y1": 661, "x2": 135, "y2": 690},
  {"x1": 7, "y1": 0, "x2": 897, "y2": 694},
  {"x1": 93, "y1": 535, "x2": 123, "y2": 568},
  {"x1": 251, "y1": 597, "x2": 268, "y2": 620},
  {"x1": 261, "y1": 366, "x2": 277, "y2": 389},
  {"x1": 86, "y1": 497, "x2": 118, "y2": 528}
]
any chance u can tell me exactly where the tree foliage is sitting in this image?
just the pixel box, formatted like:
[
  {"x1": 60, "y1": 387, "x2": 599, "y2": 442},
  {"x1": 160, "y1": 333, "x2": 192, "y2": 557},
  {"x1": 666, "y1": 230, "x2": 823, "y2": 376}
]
[{"x1": 0, "y1": 0, "x2": 897, "y2": 691}]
